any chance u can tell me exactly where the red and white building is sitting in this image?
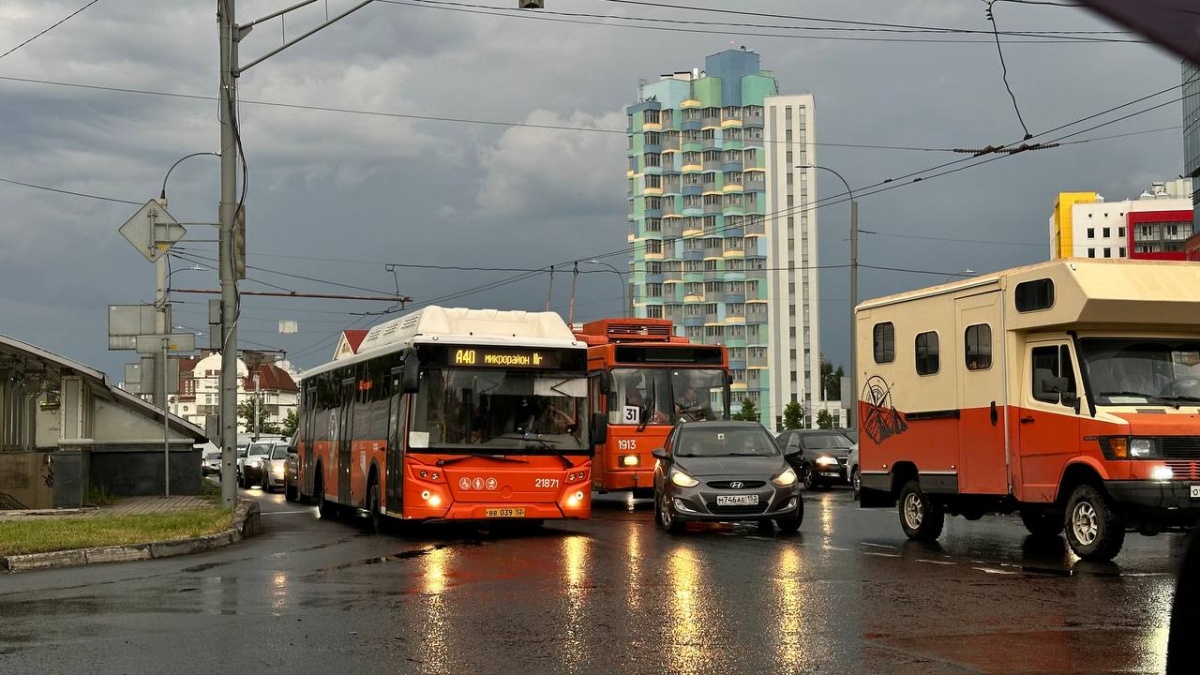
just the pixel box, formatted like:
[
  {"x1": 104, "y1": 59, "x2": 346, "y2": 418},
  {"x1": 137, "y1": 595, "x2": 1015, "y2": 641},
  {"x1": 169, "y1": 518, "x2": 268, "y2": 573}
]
[
  {"x1": 1049, "y1": 179, "x2": 1195, "y2": 261},
  {"x1": 169, "y1": 351, "x2": 299, "y2": 434}
]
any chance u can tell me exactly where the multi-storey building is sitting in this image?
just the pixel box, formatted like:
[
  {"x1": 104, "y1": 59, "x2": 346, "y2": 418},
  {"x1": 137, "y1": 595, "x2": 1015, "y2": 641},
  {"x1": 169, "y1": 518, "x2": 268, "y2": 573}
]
[
  {"x1": 1183, "y1": 61, "x2": 1200, "y2": 224},
  {"x1": 1049, "y1": 179, "x2": 1194, "y2": 261},
  {"x1": 626, "y1": 48, "x2": 820, "y2": 428}
]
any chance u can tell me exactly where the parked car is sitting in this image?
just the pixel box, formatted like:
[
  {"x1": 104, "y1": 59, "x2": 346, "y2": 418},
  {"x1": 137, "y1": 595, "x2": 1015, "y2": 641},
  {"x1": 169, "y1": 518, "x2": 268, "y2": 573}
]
[
  {"x1": 259, "y1": 441, "x2": 292, "y2": 493},
  {"x1": 239, "y1": 442, "x2": 273, "y2": 488},
  {"x1": 652, "y1": 420, "x2": 803, "y2": 534},
  {"x1": 197, "y1": 442, "x2": 221, "y2": 476},
  {"x1": 284, "y1": 441, "x2": 300, "y2": 502},
  {"x1": 775, "y1": 429, "x2": 854, "y2": 490},
  {"x1": 847, "y1": 443, "x2": 860, "y2": 499}
]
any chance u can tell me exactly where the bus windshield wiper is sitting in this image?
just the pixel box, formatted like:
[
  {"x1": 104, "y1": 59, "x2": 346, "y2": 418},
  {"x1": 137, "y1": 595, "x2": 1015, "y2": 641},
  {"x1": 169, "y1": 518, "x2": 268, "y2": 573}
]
[
  {"x1": 522, "y1": 437, "x2": 575, "y2": 469},
  {"x1": 435, "y1": 453, "x2": 530, "y2": 467},
  {"x1": 1097, "y1": 391, "x2": 1180, "y2": 409}
]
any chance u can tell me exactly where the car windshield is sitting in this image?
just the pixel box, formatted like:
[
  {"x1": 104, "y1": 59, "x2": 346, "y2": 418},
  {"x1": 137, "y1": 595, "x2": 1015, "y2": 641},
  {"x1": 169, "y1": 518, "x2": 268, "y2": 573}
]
[
  {"x1": 675, "y1": 427, "x2": 779, "y2": 457},
  {"x1": 803, "y1": 434, "x2": 853, "y2": 450},
  {"x1": 203, "y1": 451, "x2": 220, "y2": 460},
  {"x1": 1078, "y1": 338, "x2": 1200, "y2": 405},
  {"x1": 247, "y1": 443, "x2": 271, "y2": 457},
  {"x1": 269, "y1": 444, "x2": 289, "y2": 460}
]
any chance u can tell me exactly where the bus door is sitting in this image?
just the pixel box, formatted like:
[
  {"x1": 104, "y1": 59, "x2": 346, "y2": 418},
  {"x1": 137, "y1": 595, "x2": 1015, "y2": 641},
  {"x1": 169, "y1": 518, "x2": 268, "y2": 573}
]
[
  {"x1": 302, "y1": 385, "x2": 317, "y2": 494},
  {"x1": 338, "y1": 377, "x2": 356, "y2": 502},
  {"x1": 386, "y1": 367, "x2": 407, "y2": 510}
]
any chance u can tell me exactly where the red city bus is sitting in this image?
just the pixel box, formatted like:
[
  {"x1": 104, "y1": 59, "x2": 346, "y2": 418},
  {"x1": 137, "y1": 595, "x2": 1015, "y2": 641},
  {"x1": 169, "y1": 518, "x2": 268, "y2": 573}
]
[
  {"x1": 296, "y1": 306, "x2": 601, "y2": 531},
  {"x1": 574, "y1": 318, "x2": 730, "y2": 495}
]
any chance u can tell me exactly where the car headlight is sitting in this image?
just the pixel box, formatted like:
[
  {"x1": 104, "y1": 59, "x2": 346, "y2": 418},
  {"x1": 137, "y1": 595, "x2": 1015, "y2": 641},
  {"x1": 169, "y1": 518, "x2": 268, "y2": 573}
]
[
  {"x1": 670, "y1": 469, "x2": 700, "y2": 488},
  {"x1": 814, "y1": 455, "x2": 839, "y2": 467},
  {"x1": 772, "y1": 467, "x2": 797, "y2": 487}
]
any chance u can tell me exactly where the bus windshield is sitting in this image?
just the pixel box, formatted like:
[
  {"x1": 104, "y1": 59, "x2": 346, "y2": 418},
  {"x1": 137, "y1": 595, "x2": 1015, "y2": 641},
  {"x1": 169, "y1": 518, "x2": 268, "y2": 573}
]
[
  {"x1": 410, "y1": 368, "x2": 590, "y2": 453},
  {"x1": 1078, "y1": 338, "x2": 1200, "y2": 405},
  {"x1": 610, "y1": 368, "x2": 728, "y2": 425}
]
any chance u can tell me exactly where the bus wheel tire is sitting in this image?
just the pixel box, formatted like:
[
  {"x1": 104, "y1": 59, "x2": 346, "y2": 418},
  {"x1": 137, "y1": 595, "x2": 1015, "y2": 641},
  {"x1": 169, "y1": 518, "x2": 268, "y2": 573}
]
[
  {"x1": 316, "y1": 474, "x2": 335, "y2": 519},
  {"x1": 1065, "y1": 484, "x2": 1125, "y2": 561},
  {"x1": 366, "y1": 478, "x2": 383, "y2": 535},
  {"x1": 899, "y1": 480, "x2": 944, "y2": 542},
  {"x1": 285, "y1": 483, "x2": 297, "y2": 502},
  {"x1": 1020, "y1": 506, "x2": 1064, "y2": 537}
]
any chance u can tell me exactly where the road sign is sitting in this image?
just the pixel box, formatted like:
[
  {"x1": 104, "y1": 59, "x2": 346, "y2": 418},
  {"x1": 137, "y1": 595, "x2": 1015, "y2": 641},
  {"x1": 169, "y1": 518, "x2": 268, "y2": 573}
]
[
  {"x1": 135, "y1": 333, "x2": 196, "y2": 355},
  {"x1": 119, "y1": 200, "x2": 185, "y2": 262},
  {"x1": 109, "y1": 304, "x2": 169, "y2": 350}
]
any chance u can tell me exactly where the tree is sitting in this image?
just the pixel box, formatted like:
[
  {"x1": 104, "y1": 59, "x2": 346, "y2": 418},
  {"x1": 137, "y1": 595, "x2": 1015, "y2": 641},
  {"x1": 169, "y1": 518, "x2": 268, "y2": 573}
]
[
  {"x1": 820, "y1": 356, "x2": 844, "y2": 402},
  {"x1": 237, "y1": 399, "x2": 281, "y2": 436},
  {"x1": 280, "y1": 409, "x2": 299, "y2": 438},
  {"x1": 816, "y1": 409, "x2": 834, "y2": 429},
  {"x1": 782, "y1": 401, "x2": 805, "y2": 430},
  {"x1": 732, "y1": 397, "x2": 759, "y2": 421}
]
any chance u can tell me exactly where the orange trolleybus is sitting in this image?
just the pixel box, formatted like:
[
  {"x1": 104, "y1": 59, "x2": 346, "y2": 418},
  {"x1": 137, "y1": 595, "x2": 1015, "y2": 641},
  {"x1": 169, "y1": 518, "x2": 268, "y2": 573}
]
[
  {"x1": 296, "y1": 306, "x2": 601, "y2": 531},
  {"x1": 574, "y1": 318, "x2": 730, "y2": 495}
]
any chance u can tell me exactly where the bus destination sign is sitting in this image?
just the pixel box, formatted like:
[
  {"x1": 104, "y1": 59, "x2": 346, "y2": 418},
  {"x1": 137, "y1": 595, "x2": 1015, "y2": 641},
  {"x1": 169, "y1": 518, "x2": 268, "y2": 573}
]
[{"x1": 450, "y1": 347, "x2": 563, "y2": 369}]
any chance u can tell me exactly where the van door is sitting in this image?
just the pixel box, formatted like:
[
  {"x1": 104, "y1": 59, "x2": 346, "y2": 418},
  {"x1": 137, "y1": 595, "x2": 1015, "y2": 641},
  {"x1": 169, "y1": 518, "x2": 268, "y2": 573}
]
[
  {"x1": 956, "y1": 295, "x2": 1008, "y2": 494},
  {"x1": 1017, "y1": 341, "x2": 1081, "y2": 503}
]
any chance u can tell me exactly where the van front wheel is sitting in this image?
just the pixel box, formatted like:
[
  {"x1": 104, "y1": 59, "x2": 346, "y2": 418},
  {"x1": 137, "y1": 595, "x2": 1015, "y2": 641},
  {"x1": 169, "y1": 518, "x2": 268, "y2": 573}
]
[{"x1": 1065, "y1": 484, "x2": 1125, "y2": 561}]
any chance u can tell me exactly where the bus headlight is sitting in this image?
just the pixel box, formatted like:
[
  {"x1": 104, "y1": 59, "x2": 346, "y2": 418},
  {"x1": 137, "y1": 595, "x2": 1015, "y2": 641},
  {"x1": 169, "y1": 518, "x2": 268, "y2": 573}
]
[
  {"x1": 421, "y1": 490, "x2": 442, "y2": 507},
  {"x1": 567, "y1": 490, "x2": 586, "y2": 507},
  {"x1": 622, "y1": 455, "x2": 639, "y2": 467}
]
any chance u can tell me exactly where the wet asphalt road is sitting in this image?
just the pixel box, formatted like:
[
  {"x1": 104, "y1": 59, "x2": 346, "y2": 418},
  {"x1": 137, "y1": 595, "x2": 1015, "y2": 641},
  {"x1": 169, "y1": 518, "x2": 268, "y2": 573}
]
[{"x1": 0, "y1": 486, "x2": 1187, "y2": 675}]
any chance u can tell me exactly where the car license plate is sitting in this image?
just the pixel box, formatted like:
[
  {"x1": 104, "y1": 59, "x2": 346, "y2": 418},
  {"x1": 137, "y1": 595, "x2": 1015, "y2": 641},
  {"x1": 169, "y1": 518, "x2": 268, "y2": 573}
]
[
  {"x1": 716, "y1": 494, "x2": 759, "y2": 506},
  {"x1": 1190, "y1": 485, "x2": 1200, "y2": 500},
  {"x1": 485, "y1": 508, "x2": 525, "y2": 518}
]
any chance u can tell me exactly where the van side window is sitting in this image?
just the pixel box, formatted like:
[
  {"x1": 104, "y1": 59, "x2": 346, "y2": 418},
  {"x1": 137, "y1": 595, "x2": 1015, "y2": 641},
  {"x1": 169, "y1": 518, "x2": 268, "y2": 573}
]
[
  {"x1": 965, "y1": 324, "x2": 992, "y2": 370},
  {"x1": 915, "y1": 332, "x2": 939, "y2": 375},
  {"x1": 873, "y1": 322, "x2": 895, "y2": 364},
  {"x1": 1031, "y1": 345, "x2": 1077, "y2": 406},
  {"x1": 1015, "y1": 278, "x2": 1054, "y2": 312}
]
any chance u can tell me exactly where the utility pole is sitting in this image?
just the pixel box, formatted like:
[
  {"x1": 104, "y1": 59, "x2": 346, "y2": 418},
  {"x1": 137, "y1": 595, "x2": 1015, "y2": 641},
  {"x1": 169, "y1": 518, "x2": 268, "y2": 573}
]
[
  {"x1": 253, "y1": 373, "x2": 261, "y2": 441},
  {"x1": 215, "y1": 0, "x2": 381, "y2": 509},
  {"x1": 217, "y1": 0, "x2": 239, "y2": 510},
  {"x1": 567, "y1": 261, "x2": 579, "y2": 325}
]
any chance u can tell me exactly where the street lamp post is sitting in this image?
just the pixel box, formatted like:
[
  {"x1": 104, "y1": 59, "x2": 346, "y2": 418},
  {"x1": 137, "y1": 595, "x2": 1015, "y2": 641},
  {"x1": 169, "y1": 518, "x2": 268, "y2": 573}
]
[
  {"x1": 797, "y1": 164, "x2": 858, "y2": 429},
  {"x1": 586, "y1": 259, "x2": 627, "y2": 318}
]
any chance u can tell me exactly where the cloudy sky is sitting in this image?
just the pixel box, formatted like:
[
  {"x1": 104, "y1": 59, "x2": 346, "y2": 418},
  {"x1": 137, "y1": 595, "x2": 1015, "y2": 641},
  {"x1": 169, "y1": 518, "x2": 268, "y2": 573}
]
[{"x1": 0, "y1": 0, "x2": 1186, "y2": 382}]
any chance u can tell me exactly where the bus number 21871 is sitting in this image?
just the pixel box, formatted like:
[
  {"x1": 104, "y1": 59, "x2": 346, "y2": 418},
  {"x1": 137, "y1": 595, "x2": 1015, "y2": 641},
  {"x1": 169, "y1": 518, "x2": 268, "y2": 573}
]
[{"x1": 535, "y1": 478, "x2": 560, "y2": 488}]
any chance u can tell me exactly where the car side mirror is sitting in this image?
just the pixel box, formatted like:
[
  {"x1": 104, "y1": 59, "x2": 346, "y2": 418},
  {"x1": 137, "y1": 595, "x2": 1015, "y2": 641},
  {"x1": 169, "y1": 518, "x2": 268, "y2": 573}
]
[
  {"x1": 651, "y1": 448, "x2": 669, "y2": 461},
  {"x1": 783, "y1": 446, "x2": 801, "y2": 458}
]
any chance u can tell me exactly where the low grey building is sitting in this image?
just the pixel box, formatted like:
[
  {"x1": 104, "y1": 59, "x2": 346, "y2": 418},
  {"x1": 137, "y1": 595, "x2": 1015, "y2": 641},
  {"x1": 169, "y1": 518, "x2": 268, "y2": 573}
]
[{"x1": 0, "y1": 334, "x2": 205, "y2": 509}]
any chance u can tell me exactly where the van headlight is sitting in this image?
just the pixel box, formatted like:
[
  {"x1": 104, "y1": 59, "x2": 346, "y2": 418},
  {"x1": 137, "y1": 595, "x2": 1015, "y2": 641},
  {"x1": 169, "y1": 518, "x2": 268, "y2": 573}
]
[
  {"x1": 772, "y1": 467, "x2": 797, "y2": 487},
  {"x1": 1130, "y1": 438, "x2": 1160, "y2": 458}
]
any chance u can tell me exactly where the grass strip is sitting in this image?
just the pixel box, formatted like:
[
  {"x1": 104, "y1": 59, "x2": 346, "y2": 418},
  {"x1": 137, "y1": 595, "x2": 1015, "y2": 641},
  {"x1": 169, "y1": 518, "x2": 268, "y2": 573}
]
[{"x1": 0, "y1": 508, "x2": 233, "y2": 557}]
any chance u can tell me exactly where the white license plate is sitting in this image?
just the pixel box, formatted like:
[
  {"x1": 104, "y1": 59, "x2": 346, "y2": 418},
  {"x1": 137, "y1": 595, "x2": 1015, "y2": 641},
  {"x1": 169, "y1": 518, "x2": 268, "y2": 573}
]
[
  {"x1": 716, "y1": 494, "x2": 759, "y2": 506},
  {"x1": 1190, "y1": 485, "x2": 1200, "y2": 499}
]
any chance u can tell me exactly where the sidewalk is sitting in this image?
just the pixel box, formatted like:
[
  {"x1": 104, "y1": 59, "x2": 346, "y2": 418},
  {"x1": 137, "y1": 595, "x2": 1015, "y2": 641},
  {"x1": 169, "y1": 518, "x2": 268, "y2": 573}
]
[{"x1": 0, "y1": 494, "x2": 260, "y2": 572}]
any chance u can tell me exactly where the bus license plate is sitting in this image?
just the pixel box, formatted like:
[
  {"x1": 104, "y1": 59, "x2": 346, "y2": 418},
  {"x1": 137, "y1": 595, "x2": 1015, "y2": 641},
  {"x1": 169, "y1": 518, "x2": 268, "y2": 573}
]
[
  {"x1": 485, "y1": 508, "x2": 525, "y2": 518},
  {"x1": 717, "y1": 495, "x2": 759, "y2": 506},
  {"x1": 1190, "y1": 485, "x2": 1200, "y2": 500}
]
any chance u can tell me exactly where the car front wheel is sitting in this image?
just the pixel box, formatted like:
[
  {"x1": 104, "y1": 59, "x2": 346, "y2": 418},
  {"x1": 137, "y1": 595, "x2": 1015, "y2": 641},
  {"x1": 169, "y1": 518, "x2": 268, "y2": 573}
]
[{"x1": 659, "y1": 491, "x2": 685, "y2": 534}]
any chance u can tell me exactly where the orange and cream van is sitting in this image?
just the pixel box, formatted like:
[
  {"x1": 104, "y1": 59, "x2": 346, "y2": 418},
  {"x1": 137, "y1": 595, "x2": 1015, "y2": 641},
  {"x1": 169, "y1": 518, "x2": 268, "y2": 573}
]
[{"x1": 855, "y1": 259, "x2": 1200, "y2": 561}]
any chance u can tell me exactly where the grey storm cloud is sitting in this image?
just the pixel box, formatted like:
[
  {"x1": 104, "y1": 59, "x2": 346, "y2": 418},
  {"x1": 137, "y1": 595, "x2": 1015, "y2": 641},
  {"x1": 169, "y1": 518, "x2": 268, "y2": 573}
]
[{"x1": 0, "y1": 0, "x2": 1185, "y2": 378}]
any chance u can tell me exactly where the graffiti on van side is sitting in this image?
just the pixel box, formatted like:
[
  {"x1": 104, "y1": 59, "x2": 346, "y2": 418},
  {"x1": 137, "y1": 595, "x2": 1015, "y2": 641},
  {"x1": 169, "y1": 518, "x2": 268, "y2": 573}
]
[{"x1": 861, "y1": 375, "x2": 909, "y2": 445}]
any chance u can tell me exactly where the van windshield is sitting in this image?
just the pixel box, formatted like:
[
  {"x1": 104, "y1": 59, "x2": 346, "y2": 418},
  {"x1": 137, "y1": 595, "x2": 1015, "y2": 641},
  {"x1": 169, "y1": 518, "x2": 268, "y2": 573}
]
[{"x1": 1078, "y1": 338, "x2": 1200, "y2": 405}]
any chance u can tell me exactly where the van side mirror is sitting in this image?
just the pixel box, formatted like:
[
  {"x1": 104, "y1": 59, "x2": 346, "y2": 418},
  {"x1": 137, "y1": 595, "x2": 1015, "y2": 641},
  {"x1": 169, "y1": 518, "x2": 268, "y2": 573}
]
[{"x1": 401, "y1": 357, "x2": 420, "y2": 393}]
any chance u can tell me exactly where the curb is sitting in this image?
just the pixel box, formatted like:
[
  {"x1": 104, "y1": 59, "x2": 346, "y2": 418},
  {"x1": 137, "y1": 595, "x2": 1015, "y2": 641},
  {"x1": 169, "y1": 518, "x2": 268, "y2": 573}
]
[{"x1": 0, "y1": 499, "x2": 261, "y2": 573}]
